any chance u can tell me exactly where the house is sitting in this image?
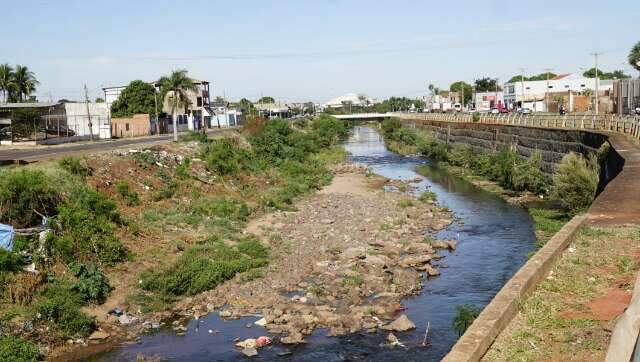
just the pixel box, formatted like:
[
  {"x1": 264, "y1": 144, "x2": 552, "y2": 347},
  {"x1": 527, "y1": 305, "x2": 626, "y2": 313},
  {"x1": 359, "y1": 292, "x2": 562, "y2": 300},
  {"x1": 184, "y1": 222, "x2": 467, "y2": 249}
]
[
  {"x1": 472, "y1": 91, "x2": 505, "y2": 112},
  {"x1": 503, "y1": 73, "x2": 614, "y2": 112},
  {"x1": 111, "y1": 114, "x2": 151, "y2": 138},
  {"x1": 254, "y1": 103, "x2": 291, "y2": 118}
]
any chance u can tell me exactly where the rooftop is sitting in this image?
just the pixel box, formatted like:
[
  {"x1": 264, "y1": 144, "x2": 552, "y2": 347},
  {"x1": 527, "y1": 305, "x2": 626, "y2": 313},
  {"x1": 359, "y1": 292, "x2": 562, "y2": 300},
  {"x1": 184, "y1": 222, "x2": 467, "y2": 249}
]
[{"x1": 0, "y1": 102, "x2": 60, "y2": 109}]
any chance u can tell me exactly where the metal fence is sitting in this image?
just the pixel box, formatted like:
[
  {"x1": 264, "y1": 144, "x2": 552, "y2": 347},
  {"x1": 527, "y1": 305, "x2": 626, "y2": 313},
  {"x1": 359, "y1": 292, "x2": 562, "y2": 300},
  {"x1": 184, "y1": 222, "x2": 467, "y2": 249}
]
[{"x1": 394, "y1": 112, "x2": 640, "y2": 140}]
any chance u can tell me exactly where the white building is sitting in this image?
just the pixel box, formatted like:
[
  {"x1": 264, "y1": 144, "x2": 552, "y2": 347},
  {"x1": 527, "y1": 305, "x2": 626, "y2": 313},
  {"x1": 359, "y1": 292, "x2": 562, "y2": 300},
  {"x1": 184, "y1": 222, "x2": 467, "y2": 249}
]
[
  {"x1": 472, "y1": 91, "x2": 505, "y2": 112},
  {"x1": 503, "y1": 73, "x2": 613, "y2": 112},
  {"x1": 324, "y1": 93, "x2": 376, "y2": 108},
  {"x1": 63, "y1": 102, "x2": 111, "y2": 139}
]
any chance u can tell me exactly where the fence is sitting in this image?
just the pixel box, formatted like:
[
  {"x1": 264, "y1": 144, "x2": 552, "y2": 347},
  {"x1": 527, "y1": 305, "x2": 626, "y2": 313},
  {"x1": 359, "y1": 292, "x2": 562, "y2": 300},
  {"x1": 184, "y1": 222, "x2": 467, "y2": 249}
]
[{"x1": 394, "y1": 112, "x2": 640, "y2": 140}]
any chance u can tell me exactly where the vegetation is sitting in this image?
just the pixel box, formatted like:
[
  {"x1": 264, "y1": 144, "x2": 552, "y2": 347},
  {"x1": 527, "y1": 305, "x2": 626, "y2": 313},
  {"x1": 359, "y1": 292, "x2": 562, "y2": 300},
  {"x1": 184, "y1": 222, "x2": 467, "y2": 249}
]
[
  {"x1": 115, "y1": 180, "x2": 140, "y2": 206},
  {"x1": 36, "y1": 281, "x2": 96, "y2": 338},
  {"x1": 157, "y1": 69, "x2": 197, "y2": 141},
  {"x1": 58, "y1": 156, "x2": 91, "y2": 177},
  {"x1": 474, "y1": 77, "x2": 502, "y2": 92},
  {"x1": 257, "y1": 96, "x2": 275, "y2": 104},
  {"x1": 582, "y1": 67, "x2": 631, "y2": 80},
  {"x1": 69, "y1": 262, "x2": 112, "y2": 304},
  {"x1": 0, "y1": 168, "x2": 62, "y2": 228},
  {"x1": 8, "y1": 108, "x2": 40, "y2": 140},
  {"x1": 630, "y1": 41, "x2": 640, "y2": 72},
  {"x1": 551, "y1": 153, "x2": 599, "y2": 212},
  {"x1": 453, "y1": 304, "x2": 482, "y2": 336},
  {"x1": 0, "y1": 64, "x2": 39, "y2": 103},
  {"x1": 449, "y1": 81, "x2": 473, "y2": 105},
  {"x1": 508, "y1": 72, "x2": 557, "y2": 83},
  {"x1": 110, "y1": 80, "x2": 158, "y2": 118},
  {"x1": 0, "y1": 336, "x2": 39, "y2": 362}
]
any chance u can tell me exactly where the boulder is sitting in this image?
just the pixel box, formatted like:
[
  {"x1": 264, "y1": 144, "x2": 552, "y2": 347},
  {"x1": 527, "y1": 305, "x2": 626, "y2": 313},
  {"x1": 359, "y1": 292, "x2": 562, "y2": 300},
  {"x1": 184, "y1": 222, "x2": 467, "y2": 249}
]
[
  {"x1": 281, "y1": 332, "x2": 306, "y2": 344},
  {"x1": 88, "y1": 330, "x2": 110, "y2": 340},
  {"x1": 241, "y1": 348, "x2": 258, "y2": 357},
  {"x1": 381, "y1": 314, "x2": 416, "y2": 332},
  {"x1": 236, "y1": 338, "x2": 257, "y2": 349}
]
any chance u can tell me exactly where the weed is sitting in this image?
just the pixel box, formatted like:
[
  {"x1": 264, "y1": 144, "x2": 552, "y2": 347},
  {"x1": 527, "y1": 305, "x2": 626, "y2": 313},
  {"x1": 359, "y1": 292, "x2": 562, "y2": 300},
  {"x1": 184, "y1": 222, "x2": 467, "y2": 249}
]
[
  {"x1": 453, "y1": 304, "x2": 482, "y2": 336},
  {"x1": 618, "y1": 256, "x2": 634, "y2": 273},
  {"x1": 0, "y1": 168, "x2": 62, "y2": 228},
  {"x1": 552, "y1": 152, "x2": 599, "y2": 212},
  {"x1": 398, "y1": 199, "x2": 414, "y2": 208},
  {"x1": 175, "y1": 157, "x2": 191, "y2": 179},
  {"x1": 36, "y1": 281, "x2": 96, "y2": 338},
  {"x1": 201, "y1": 138, "x2": 250, "y2": 175},
  {"x1": 179, "y1": 130, "x2": 208, "y2": 143},
  {"x1": 69, "y1": 262, "x2": 112, "y2": 304},
  {"x1": 115, "y1": 180, "x2": 140, "y2": 206},
  {"x1": 419, "y1": 190, "x2": 437, "y2": 202},
  {"x1": 342, "y1": 274, "x2": 364, "y2": 287},
  {"x1": 58, "y1": 156, "x2": 90, "y2": 177},
  {"x1": 306, "y1": 283, "x2": 326, "y2": 297},
  {"x1": 0, "y1": 335, "x2": 40, "y2": 362},
  {"x1": 0, "y1": 249, "x2": 24, "y2": 273}
]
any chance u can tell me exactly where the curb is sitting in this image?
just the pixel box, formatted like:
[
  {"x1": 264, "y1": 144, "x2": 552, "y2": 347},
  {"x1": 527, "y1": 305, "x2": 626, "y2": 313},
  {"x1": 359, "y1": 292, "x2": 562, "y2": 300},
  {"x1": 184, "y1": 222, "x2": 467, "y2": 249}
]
[{"x1": 442, "y1": 214, "x2": 587, "y2": 362}]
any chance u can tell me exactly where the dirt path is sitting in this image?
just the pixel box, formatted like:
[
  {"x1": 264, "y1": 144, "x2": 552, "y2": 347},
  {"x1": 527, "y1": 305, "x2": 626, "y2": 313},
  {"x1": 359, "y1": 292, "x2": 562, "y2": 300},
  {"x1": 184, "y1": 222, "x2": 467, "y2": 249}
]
[{"x1": 164, "y1": 168, "x2": 454, "y2": 344}]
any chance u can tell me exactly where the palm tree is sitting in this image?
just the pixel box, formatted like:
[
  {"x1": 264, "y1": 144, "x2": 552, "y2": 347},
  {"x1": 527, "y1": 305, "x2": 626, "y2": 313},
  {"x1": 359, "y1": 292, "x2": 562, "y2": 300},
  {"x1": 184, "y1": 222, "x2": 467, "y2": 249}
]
[
  {"x1": 157, "y1": 70, "x2": 197, "y2": 141},
  {"x1": 0, "y1": 64, "x2": 14, "y2": 103},
  {"x1": 12, "y1": 65, "x2": 39, "y2": 102},
  {"x1": 629, "y1": 41, "x2": 640, "y2": 73}
]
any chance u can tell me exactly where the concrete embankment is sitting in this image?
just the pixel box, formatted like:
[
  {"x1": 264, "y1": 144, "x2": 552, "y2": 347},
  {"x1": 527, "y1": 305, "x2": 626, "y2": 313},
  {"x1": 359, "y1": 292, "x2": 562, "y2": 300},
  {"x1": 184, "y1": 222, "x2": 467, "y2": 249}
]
[{"x1": 410, "y1": 118, "x2": 640, "y2": 361}]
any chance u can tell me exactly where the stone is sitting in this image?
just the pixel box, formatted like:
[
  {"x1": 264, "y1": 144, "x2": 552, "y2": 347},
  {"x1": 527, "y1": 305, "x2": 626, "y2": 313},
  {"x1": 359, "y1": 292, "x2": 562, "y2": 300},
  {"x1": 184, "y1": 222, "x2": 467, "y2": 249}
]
[
  {"x1": 254, "y1": 317, "x2": 267, "y2": 327},
  {"x1": 88, "y1": 330, "x2": 110, "y2": 340},
  {"x1": 387, "y1": 332, "x2": 398, "y2": 343},
  {"x1": 236, "y1": 338, "x2": 257, "y2": 349},
  {"x1": 399, "y1": 254, "x2": 432, "y2": 268},
  {"x1": 241, "y1": 348, "x2": 258, "y2": 357},
  {"x1": 219, "y1": 310, "x2": 232, "y2": 318},
  {"x1": 381, "y1": 314, "x2": 416, "y2": 332},
  {"x1": 281, "y1": 332, "x2": 306, "y2": 344},
  {"x1": 320, "y1": 219, "x2": 334, "y2": 225}
]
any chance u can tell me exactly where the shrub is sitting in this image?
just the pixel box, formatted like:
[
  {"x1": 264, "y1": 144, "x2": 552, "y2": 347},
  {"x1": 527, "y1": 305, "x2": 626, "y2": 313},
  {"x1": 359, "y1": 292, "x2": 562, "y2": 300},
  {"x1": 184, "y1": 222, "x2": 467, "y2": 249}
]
[
  {"x1": 115, "y1": 180, "x2": 140, "y2": 206},
  {"x1": 190, "y1": 197, "x2": 250, "y2": 222},
  {"x1": 0, "y1": 249, "x2": 24, "y2": 273},
  {"x1": 419, "y1": 190, "x2": 437, "y2": 202},
  {"x1": 448, "y1": 144, "x2": 475, "y2": 169},
  {"x1": 391, "y1": 127, "x2": 417, "y2": 145},
  {"x1": 179, "y1": 130, "x2": 208, "y2": 143},
  {"x1": 453, "y1": 304, "x2": 481, "y2": 336},
  {"x1": 58, "y1": 157, "x2": 90, "y2": 177},
  {"x1": 552, "y1": 152, "x2": 599, "y2": 211},
  {"x1": 381, "y1": 118, "x2": 402, "y2": 139},
  {"x1": 201, "y1": 138, "x2": 250, "y2": 175},
  {"x1": 36, "y1": 282, "x2": 95, "y2": 338},
  {"x1": 0, "y1": 168, "x2": 62, "y2": 228},
  {"x1": 175, "y1": 157, "x2": 191, "y2": 179},
  {"x1": 52, "y1": 188, "x2": 127, "y2": 265},
  {"x1": 491, "y1": 148, "x2": 520, "y2": 189},
  {"x1": 249, "y1": 118, "x2": 297, "y2": 164},
  {"x1": 69, "y1": 262, "x2": 112, "y2": 304},
  {"x1": 140, "y1": 238, "x2": 269, "y2": 296},
  {"x1": 512, "y1": 151, "x2": 547, "y2": 194},
  {"x1": 310, "y1": 115, "x2": 348, "y2": 147},
  {"x1": 472, "y1": 112, "x2": 480, "y2": 122},
  {"x1": 416, "y1": 135, "x2": 449, "y2": 162},
  {"x1": 0, "y1": 335, "x2": 40, "y2": 362}
]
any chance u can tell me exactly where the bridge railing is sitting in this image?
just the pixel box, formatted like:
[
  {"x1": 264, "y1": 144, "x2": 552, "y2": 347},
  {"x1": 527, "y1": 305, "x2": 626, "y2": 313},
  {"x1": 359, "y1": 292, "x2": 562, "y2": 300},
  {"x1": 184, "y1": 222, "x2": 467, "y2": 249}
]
[{"x1": 392, "y1": 112, "x2": 640, "y2": 140}]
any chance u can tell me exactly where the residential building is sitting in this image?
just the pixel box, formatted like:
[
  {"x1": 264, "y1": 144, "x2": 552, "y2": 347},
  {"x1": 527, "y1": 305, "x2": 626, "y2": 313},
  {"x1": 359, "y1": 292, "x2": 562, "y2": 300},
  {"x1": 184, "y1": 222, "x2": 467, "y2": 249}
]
[
  {"x1": 472, "y1": 91, "x2": 505, "y2": 112},
  {"x1": 254, "y1": 103, "x2": 291, "y2": 118},
  {"x1": 611, "y1": 79, "x2": 640, "y2": 115},
  {"x1": 503, "y1": 73, "x2": 613, "y2": 112}
]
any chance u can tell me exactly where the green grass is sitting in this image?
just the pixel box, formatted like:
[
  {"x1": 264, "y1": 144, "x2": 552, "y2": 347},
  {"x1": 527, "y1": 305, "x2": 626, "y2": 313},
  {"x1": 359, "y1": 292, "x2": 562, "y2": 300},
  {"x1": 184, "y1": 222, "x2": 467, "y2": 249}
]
[
  {"x1": 342, "y1": 274, "x2": 364, "y2": 287},
  {"x1": 398, "y1": 199, "x2": 414, "y2": 208},
  {"x1": 528, "y1": 208, "x2": 571, "y2": 248},
  {"x1": 419, "y1": 190, "x2": 437, "y2": 202},
  {"x1": 0, "y1": 336, "x2": 40, "y2": 362}
]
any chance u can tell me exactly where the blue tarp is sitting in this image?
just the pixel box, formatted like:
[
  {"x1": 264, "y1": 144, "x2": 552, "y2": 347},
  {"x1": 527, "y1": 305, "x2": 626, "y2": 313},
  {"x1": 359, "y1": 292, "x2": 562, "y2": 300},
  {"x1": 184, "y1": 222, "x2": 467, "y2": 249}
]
[{"x1": 0, "y1": 223, "x2": 14, "y2": 251}]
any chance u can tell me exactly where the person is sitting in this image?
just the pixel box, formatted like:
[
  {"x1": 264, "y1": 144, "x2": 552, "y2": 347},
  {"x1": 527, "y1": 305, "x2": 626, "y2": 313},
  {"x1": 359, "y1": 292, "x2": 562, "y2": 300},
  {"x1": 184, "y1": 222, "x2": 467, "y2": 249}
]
[{"x1": 559, "y1": 104, "x2": 566, "y2": 115}]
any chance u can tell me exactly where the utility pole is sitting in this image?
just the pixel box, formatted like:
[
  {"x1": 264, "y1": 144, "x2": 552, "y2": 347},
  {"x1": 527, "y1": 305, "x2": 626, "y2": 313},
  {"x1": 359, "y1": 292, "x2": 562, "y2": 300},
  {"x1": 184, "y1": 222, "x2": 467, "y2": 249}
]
[
  {"x1": 518, "y1": 68, "x2": 525, "y2": 110},
  {"x1": 461, "y1": 83, "x2": 464, "y2": 112},
  {"x1": 84, "y1": 84, "x2": 94, "y2": 141},
  {"x1": 544, "y1": 68, "x2": 553, "y2": 112},
  {"x1": 591, "y1": 52, "x2": 602, "y2": 114}
]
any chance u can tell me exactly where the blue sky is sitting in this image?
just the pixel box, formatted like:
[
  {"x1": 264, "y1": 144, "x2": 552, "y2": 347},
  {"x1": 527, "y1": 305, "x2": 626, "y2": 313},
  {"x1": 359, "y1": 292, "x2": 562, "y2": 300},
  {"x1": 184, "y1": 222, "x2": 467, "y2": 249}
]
[{"x1": 3, "y1": 0, "x2": 639, "y2": 103}]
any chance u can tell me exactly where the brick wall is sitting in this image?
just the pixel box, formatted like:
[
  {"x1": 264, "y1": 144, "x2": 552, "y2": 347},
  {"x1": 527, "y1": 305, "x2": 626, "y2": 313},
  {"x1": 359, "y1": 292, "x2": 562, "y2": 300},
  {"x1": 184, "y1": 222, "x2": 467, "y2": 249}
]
[{"x1": 111, "y1": 114, "x2": 150, "y2": 138}]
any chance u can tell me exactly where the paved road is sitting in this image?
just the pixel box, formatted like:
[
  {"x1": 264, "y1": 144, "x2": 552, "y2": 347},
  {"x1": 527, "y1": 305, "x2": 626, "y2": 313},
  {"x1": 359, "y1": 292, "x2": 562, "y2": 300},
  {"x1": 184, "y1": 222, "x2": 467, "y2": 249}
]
[{"x1": 0, "y1": 128, "x2": 236, "y2": 162}]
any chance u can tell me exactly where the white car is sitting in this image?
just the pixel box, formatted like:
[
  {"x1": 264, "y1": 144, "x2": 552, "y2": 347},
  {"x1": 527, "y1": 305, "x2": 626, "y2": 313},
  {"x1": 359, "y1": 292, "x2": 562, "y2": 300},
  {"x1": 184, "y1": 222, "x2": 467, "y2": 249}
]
[
  {"x1": 489, "y1": 108, "x2": 500, "y2": 114},
  {"x1": 517, "y1": 108, "x2": 533, "y2": 114}
]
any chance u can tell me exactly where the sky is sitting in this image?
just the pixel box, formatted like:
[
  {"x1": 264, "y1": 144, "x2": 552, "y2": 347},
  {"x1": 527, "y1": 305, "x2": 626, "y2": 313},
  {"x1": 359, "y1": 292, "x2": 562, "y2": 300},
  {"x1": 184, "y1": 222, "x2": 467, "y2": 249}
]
[{"x1": 2, "y1": 0, "x2": 639, "y2": 103}]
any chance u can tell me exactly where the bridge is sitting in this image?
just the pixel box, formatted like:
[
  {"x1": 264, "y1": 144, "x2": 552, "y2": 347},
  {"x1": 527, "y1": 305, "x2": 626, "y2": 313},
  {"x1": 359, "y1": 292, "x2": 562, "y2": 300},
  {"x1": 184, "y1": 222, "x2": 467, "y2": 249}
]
[{"x1": 333, "y1": 112, "x2": 393, "y2": 121}]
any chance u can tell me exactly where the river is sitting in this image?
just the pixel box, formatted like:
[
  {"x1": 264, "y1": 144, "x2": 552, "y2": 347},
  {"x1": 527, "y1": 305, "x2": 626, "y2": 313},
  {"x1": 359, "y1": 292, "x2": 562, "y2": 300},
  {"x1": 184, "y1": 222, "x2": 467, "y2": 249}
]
[{"x1": 94, "y1": 125, "x2": 536, "y2": 361}]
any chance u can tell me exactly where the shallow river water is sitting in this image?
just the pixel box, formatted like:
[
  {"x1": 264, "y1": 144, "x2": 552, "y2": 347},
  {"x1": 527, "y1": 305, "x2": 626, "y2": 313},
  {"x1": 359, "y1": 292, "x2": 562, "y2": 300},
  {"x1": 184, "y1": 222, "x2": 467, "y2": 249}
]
[{"x1": 94, "y1": 126, "x2": 536, "y2": 361}]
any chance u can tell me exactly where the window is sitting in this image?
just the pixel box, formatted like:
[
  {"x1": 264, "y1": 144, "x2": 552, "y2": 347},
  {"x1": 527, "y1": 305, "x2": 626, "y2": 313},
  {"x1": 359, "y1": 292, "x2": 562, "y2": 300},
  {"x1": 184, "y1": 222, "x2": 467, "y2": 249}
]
[
  {"x1": 525, "y1": 87, "x2": 530, "y2": 90},
  {"x1": 125, "y1": 123, "x2": 129, "y2": 131},
  {"x1": 580, "y1": 84, "x2": 586, "y2": 87},
  {"x1": 197, "y1": 97, "x2": 202, "y2": 107},
  {"x1": 564, "y1": 85, "x2": 570, "y2": 88},
  {"x1": 548, "y1": 85, "x2": 553, "y2": 89}
]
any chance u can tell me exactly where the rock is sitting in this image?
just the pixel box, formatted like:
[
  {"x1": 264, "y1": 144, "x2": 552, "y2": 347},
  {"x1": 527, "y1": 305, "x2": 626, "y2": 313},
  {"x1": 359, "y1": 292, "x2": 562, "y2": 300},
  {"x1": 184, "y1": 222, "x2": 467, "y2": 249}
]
[
  {"x1": 423, "y1": 264, "x2": 440, "y2": 277},
  {"x1": 254, "y1": 317, "x2": 267, "y2": 327},
  {"x1": 236, "y1": 338, "x2": 257, "y2": 349},
  {"x1": 387, "y1": 333, "x2": 398, "y2": 343},
  {"x1": 382, "y1": 314, "x2": 416, "y2": 332},
  {"x1": 118, "y1": 314, "x2": 136, "y2": 325},
  {"x1": 399, "y1": 254, "x2": 432, "y2": 268},
  {"x1": 362, "y1": 254, "x2": 391, "y2": 267},
  {"x1": 281, "y1": 332, "x2": 306, "y2": 344},
  {"x1": 219, "y1": 310, "x2": 232, "y2": 318},
  {"x1": 341, "y1": 247, "x2": 365, "y2": 260},
  {"x1": 88, "y1": 330, "x2": 110, "y2": 340},
  {"x1": 320, "y1": 219, "x2": 334, "y2": 225},
  {"x1": 241, "y1": 348, "x2": 258, "y2": 357}
]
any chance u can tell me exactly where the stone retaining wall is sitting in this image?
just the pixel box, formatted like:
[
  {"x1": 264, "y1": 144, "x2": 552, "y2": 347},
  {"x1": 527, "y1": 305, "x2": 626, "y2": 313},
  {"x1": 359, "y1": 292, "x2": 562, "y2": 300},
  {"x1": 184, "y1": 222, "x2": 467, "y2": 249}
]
[{"x1": 403, "y1": 119, "x2": 608, "y2": 174}]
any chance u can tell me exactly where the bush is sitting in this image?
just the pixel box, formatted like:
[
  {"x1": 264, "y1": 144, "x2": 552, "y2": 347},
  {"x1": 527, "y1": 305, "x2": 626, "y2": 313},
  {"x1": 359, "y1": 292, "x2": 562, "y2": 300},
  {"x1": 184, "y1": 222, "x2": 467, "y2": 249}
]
[
  {"x1": 36, "y1": 282, "x2": 96, "y2": 338},
  {"x1": 381, "y1": 118, "x2": 402, "y2": 139},
  {"x1": 201, "y1": 138, "x2": 250, "y2": 175},
  {"x1": 190, "y1": 197, "x2": 250, "y2": 222},
  {"x1": 69, "y1": 262, "x2": 112, "y2": 304},
  {"x1": 310, "y1": 115, "x2": 348, "y2": 147},
  {"x1": 453, "y1": 304, "x2": 481, "y2": 336},
  {"x1": 179, "y1": 131, "x2": 208, "y2": 143},
  {"x1": 512, "y1": 151, "x2": 547, "y2": 194},
  {"x1": 0, "y1": 335, "x2": 39, "y2": 362},
  {"x1": 490, "y1": 148, "x2": 520, "y2": 189},
  {"x1": 391, "y1": 127, "x2": 417, "y2": 145},
  {"x1": 249, "y1": 118, "x2": 299, "y2": 164},
  {"x1": 416, "y1": 135, "x2": 449, "y2": 162},
  {"x1": 0, "y1": 168, "x2": 62, "y2": 228},
  {"x1": 140, "y1": 238, "x2": 269, "y2": 296},
  {"x1": 472, "y1": 112, "x2": 480, "y2": 122},
  {"x1": 58, "y1": 157, "x2": 90, "y2": 177},
  {"x1": 175, "y1": 157, "x2": 191, "y2": 179},
  {"x1": 448, "y1": 144, "x2": 475, "y2": 169},
  {"x1": 0, "y1": 249, "x2": 24, "y2": 273},
  {"x1": 552, "y1": 152, "x2": 599, "y2": 211},
  {"x1": 115, "y1": 180, "x2": 140, "y2": 206},
  {"x1": 52, "y1": 188, "x2": 127, "y2": 266}
]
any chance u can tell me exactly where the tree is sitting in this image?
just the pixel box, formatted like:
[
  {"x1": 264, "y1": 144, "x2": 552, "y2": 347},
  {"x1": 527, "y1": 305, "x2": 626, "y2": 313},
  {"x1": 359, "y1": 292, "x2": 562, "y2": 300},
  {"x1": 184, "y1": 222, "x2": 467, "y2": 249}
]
[
  {"x1": 507, "y1": 75, "x2": 528, "y2": 83},
  {"x1": 109, "y1": 80, "x2": 157, "y2": 118},
  {"x1": 582, "y1": 68, "x2": 631, "y2": 80},
  {"x1": 0, "y1": 64, "x2": 13, "y2": 104},
  {"x1": 428, "y1": 84, "x2": 440, "y2": 96},
  {"x1": 157, "y1": 70, "x2": 197, "y2": 141},
  {"x1": 528, "y1": 72, "x2": 557, "y2": 81},
  {"x1": 257, "y1": 96, "x2": 275, "y2": 104},
  {"x1": 450, "y1": 81, "x2": 473, "y2": 105},
  {"x1": 95, "y1": 97, "x2": 105, "y2": 103},
  {"x1": 630, "y1": 41, "x2": 640, "y2": 72},
  {"x1": 11, "y1": 65, "x2": 39, "y2": 102},
  {"x1": 237, "y1": 98, "x2": 255, "y2": 115},
  {"x1": 474, "y1": 77, "x2": 501, "y2": 92}
]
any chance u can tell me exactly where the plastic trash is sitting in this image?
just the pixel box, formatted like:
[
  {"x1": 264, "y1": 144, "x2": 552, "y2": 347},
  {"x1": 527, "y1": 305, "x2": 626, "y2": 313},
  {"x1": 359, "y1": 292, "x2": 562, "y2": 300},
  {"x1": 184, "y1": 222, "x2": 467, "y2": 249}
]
[{"x1": 0, "y1": 223, "x2": 14, "y2": 252}]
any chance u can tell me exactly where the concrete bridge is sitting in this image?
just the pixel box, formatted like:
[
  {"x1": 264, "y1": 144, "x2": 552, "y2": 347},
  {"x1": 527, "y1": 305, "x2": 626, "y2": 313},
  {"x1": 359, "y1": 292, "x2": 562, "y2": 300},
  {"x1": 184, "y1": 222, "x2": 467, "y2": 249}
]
[{"x1": 333, "y1": 113, "x2": 393, "y2": 121}]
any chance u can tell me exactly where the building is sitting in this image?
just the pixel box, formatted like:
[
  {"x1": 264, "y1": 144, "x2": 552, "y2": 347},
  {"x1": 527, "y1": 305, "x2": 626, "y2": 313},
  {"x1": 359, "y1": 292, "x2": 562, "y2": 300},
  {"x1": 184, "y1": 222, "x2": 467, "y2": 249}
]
[
  {"x1": 254, "y1": 103, "x2": 291, "y2": 118},
  {"x1": 611, "y1": 79, "x2": 640, "y2": 115},
  {"x1": 324, "y1": 93, "x2": 376, "y2": 108},
  {"x1": 62, "y1": 102, "x2": 110, "y2": 139},
  {"x1": 472, "y1": 91, "x2": 505, "y2": 112},
  {"x1": 503, "y1": 73, "x2": 613, "y2": 112},
  {"x1": 111, "y1": 114, "x2": 151, "y2": 138}
]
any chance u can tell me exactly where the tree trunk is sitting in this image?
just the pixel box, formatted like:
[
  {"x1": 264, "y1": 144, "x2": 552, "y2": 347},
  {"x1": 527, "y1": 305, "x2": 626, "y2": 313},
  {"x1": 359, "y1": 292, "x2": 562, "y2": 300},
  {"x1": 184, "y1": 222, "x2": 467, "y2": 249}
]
[{"x1": 172, "y1": 95, "x2": 178, "y2": 142}]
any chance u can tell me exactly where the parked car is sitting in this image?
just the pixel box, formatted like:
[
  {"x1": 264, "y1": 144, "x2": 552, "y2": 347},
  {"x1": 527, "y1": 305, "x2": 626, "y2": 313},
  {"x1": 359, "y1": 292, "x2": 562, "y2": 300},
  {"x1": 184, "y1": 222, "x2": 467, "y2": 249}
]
[
  {"x1": 489, "y1": 108, "x2": 500, "y2": 114},
  {"x1": 517, "y1": 108, "x2": 533, "y2": 114}
]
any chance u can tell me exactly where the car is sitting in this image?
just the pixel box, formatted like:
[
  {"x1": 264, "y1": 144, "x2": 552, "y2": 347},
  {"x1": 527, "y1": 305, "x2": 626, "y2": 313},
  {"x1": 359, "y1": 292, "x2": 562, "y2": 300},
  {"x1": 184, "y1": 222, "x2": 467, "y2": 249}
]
[
  {"x1": 489, "y1": 108, "x2": 500, "y2": 114},
  {"x1": 635, "y1": 107, "x2": 640, "y2": 115},
  {"x1": 517, "y1": 108, "x2": 533, "y2": 114}
]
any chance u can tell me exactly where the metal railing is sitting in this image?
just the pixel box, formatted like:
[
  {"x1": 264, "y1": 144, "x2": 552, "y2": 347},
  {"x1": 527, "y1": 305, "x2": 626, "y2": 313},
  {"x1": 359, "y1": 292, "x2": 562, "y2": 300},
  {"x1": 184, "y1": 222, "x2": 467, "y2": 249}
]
[{"x1": 393, "y1": 112, "x2": 640, "y2": 140}]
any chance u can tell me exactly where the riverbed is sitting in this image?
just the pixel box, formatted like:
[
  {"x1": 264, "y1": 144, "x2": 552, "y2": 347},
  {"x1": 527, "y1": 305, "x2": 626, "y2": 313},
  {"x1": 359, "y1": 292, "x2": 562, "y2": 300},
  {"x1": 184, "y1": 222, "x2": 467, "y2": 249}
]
[{"x1": 94, "y1": 126, "x2": 536, "y2": 361}]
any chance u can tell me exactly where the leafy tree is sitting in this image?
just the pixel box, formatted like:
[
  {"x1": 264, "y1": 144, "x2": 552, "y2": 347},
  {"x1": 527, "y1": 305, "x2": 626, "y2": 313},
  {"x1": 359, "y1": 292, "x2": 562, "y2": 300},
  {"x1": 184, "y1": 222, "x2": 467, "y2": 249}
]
[
  {"x1": 94, "y1": 97, "x2": 104, "y2": 103},
  {"x1": 109, "y1": 80, "x2": 157, "y2": 118},
  {"x1": 474, "y1": 77, "x2": 501, "y2": 92},
  {"x1": 10, "y1": 65, "x2": 39, "y2": 102},
  {"x1": 0, "y1": 63, "x2": 13, "y2": 103},
  {"x1": 237, "y1": 98, "x2": 255, "y2": 114},
  {"x1": 258, "y1": 96, "x2": 275, "y2": 104},
  {"x1": 507, "y1": 75, "x2": 528, "y2": 83},
  {"x1": 449, "y1": 81, "x2": 473, "y2": 104},
  {"x1": 157, "y1": 70, "x2": 197, "y2": 141},
  {"x1": 582, "y1": 68, "x2": 631, "y2": 79},
  {"x1": 528, "y1": 72, "x2": 557, "y2": 81},
  {"x1": 630, "y1": 41, "x2": 640, "y2": 72}
]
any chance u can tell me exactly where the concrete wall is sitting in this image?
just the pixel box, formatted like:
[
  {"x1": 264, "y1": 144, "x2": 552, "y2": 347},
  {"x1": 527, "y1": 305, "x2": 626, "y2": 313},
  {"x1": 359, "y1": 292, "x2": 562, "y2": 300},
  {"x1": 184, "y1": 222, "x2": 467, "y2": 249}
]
[
  {"x1": 407, "y1": 119, "x2": 608, "y2": 174},
  {"x1": 111, "y1": 114, "x2": 150, "y2": 138},
  {"x1": 63, "y1": 102, "x2": 110, "y2": 138}
]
